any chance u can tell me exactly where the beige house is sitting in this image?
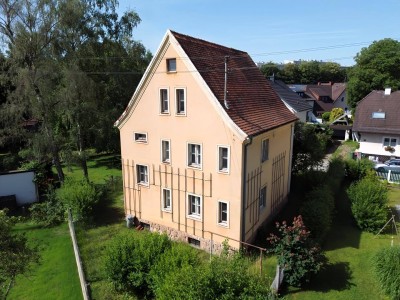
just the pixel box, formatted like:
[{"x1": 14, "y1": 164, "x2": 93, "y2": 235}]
[{"x1": 115, "y1": 30, "x2": 297, "y2": 251}]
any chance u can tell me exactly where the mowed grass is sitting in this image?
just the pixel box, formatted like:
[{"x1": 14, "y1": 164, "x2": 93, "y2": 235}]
[
  {"x1": 9, "y1": 154, "x2": 123, "y2": 300},
  {"x1": 67, "y1": 154, "x2": 135, "y2": 299},
  {"x1": 260, "y1": 183, "x2": 400, "y2": 300},
  {"x1": 63, "y1": 154, "x2": 122, "y2": 184},
  {"x1": 8, "y1": 222, "x2": 82, "y2": 300}
]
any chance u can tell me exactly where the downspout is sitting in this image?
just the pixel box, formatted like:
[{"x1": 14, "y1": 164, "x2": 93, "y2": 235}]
[
  {"x1": 287, "y1": 123, "x2": 295, "y2": 194},
  {"x1": 241, "y1": 136, "x2": 252, "y2": 244}
]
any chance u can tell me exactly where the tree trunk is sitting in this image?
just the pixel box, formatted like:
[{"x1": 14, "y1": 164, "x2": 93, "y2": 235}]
[
  {"x1": 52, "y1": 144, "x2": 65, "y2": 183},
  {"x1": 4, "y1": 277, "x2": 14, "y2": 299},
  {"x1": 77, "y1": 123, "x2": 89, "y2": 181}
]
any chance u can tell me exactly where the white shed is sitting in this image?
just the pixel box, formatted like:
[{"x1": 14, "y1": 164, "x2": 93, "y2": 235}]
[{"x1": 0, "y1": 170, "x2": 39, "y2": 206}]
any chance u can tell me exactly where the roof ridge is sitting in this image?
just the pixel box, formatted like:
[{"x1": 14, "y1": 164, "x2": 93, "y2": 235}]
[{"x1": 170, "y1": 30, "x2": 247, "y2": 56}]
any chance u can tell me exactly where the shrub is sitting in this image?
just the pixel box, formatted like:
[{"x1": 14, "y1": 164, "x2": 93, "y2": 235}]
[
  {"x1": 155, "y1": 254, "x2": 272, "y2": 300},
  {"x1": 373, "y1": 246, "x2": 400, "y2": 300},
  {"x1": 58, "y1": 178, "x2": 99, "y2": 221},
  {"x1": 344, "y1": 158, "x2": 375, "y2": 182},
  {"x1": 267, "y1": 216, "x2": 326, "y2": 287},
  {"x1": 105, "y1": 231, "x2": 171, "y2": 295},
  {"x1": 347, "y1": 175, "x2": 389, "y2": 232},
  {"x1": 149, "y1": 242, "x2": 201, "y2": 295},
  {"x1": 327, "y1": 157, "x2": 345, "y2": 191},
  {"x1": 300, "y1": 185, "x2": 334, "y2": 243},
  {"x1": 29, "y1": 188, "x2": 65, "y2": 227},
  {"x1": 291, "y1": 170, "x2": 326, "y2": 197},
  {"x1": 329, "y1": 108, "x2": 344, "y2": 123},
  {"x1": 322, "y1": 112, "x2": 330, "y2": 122}
]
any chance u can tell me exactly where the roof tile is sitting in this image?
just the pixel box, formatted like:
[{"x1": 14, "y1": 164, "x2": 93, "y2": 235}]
[{"x1": 171, "y1": 31, "x2": 297, "y2": 136}]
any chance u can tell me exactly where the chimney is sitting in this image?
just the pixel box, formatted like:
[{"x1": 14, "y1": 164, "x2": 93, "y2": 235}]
[{"x1": 384, "y1": 88, "x2": 391, "y2": 95}]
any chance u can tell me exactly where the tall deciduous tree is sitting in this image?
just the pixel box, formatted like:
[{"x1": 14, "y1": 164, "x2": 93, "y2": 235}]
[
  {"x1": 0, "y1": 0, "x2": 151, "y2": 181},
  {"x1": 347, "y1": 38, "x2": 400, "y2": 109}
]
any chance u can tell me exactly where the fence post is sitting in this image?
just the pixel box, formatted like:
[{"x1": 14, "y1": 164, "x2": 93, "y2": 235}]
[
  {"x1": 388, "y1": 170, "x2": 391, "y2": 182},
  {"x1": 68, "y1": 209, "x2": 90, "y2": 300}
]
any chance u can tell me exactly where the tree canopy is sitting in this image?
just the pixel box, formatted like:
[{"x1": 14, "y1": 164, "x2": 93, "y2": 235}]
[
  {"x1": 347, "y1": 38, "x2": 400, "y2": 109},
  {"x1": 259, "y1": 61, "x2": 347, "y2": 84},
  {"x1": 0, "y1": 0, "x2": 152, "y2": 182}
]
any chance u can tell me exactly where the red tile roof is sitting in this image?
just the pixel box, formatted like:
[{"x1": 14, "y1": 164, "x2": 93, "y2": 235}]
[
  {"x1": 171, "y1": 31, "x2": 297, "y2": 136},
  {"x1": 353, "y1": 90, "x2": 400, "y2": 135},
  {"x1": 305, "y1": 83, "x2": 346, "y2": 102}
]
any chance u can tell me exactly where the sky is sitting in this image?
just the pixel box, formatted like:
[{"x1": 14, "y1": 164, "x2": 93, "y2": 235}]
[{"x1": 117, "y1": 0, "x2": 400, "y2": 67}]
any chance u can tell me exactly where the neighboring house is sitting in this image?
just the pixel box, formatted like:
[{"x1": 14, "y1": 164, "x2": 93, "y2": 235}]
[
  {"x1": 353, "y1": 89, "x2": 400, "y2": 161},
  {"x1": 267, "y1": 77, "x2": 316, "y2": 122},
  {"x1": 115, "y1": 30, "x2": 297, "y2": 251},
  {"x1": 289, "y1": 82, "x2": 347, "y2": 116},
  {"x1": 0, "y1": 170, "x2": 38, "y2": 208}
]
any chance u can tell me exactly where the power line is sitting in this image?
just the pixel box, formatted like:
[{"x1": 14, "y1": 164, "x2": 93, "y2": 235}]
[{"x1": 58, "y1": 39, "x2": 390, "y2": 62}]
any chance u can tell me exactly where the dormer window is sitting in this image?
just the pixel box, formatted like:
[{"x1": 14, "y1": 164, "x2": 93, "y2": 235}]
[
  {"x1": 372, "y1": 112, "x2": 385, "y2": 119},
  {"x1": 167, "y1": 58, "x2": 176, "y2": 72}
]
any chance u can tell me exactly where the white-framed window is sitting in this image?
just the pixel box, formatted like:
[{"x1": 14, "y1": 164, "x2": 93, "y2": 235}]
[
  {"x1": 166, "y1": 58, "x2": 176, "y2": 72},
  {"x1": 217, "y1": 146, "x2": 230, "y2": 173},
  {"x1": 161, "y1": 139, "x2": 171, "y2": 163},
  {"x1": 187, "y1": 143, "x2": 202, "y2": 168},
  {"x1": 136, "y1": 164, "x2": 149, "y2": 186},
  {"x1": 159, "y1": 88, "x2": 169, "y2": 114},
  {"x1": 261, "y1": 139, "x2": 269, "y2": 162},
  {"x1": 175, "y1": 88, "x2": 186, "y2": 115},
  {"x1": 383, "y1": 137, "x2": 397, "y2": 147},
  {"x1": 217, "y1": 200, "x2": 229, "y2": 227},
  {"x1": 187, "y1": 193, "x2": 201, "y2": 219},
  {"x1": 162, "y1": 188, "x2": 172, "y2": 211},
  {"x1": 259, "y1": 186, "x2": 266, "y2": 211},
  {"x1": 134, "y1": 132, "x2": 148, "y2": 143}
]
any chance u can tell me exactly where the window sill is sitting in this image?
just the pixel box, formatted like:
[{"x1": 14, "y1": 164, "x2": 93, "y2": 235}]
[
  {"x1": 167, "y1": 71, "x2": 177, "y2": 74},
  {"x1": 159, "y1": 112, "x2": 170, "y2": 116},
  {"x1": 187, "y1": 214, "x2": 202, "y2": 221},
  {"x1": 187, "y1": 164, "x2": 202, "y2": 170},
  {"x1": 175, "y1": 113, "x2": 187, "y2": 117},
  {"x1": 162, "y1": 208, "x2": 172, "y2": 213},
  {"x1": 217, "y1": 222, "x2": 229, "y2": 228},
  {"x1": 137, "y1": 182, "x2": 150, "y2": 188},
  {"x1": 161, "y1": 160, "x2": 171, "y2": 164},
  {"x1": 217, "y1": 169, "x2": 230, "y2": 175}
]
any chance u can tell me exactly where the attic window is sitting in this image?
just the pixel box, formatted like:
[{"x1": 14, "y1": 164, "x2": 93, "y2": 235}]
[
  {"x1": 134, "y1": 132, "x2": 148, "y2": 143},
  {"x1": 372, "y1": 112, "x2": 385, "y2": 119},
  {"x1": 167, "y1": 58, "x2": 176, "y2": 72}
]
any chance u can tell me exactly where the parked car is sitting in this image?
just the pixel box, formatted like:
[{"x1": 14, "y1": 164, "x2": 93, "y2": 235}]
[{"x1": 374, "y1": 159, "x2": 400, "y2": 172}]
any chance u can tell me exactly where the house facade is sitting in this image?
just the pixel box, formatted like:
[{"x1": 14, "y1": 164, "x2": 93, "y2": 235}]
[
  {"x1": 115, "y1": 30, "x2": 297, "y2": 251},
  {"x1": 353, "y1": 89, "x2": 400, "y2": 161}
]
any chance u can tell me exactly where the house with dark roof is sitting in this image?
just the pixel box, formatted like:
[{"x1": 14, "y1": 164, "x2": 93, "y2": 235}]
[
  {"x1": 289, "y1": 82, "x2": 348, "y2": 116},
  {"x1": 353, "y1": 89, "x2": 400, "y2": 161},
  {"x1": 115, "y1": 30, "x2": 297, "y2": 250},
  {"x1": 267, "y1": 77, "x2": 315, "y2": 122}
]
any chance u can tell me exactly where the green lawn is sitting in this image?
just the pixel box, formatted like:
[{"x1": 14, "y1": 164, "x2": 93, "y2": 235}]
[
  {"x1": 8, "y1": 154, "x2": 122, "y2": 300},
  {"x1": 68, "y1": 154, "x2": 135, "y2": 299},
  {"x1": 8, "y1": 222, "x2": 82, "y2": 300},
  {"x1": 63, "y1": 154, "x2": 122, "y2": 184},
  {"x1": 260, "y1": 183, "x2": 400, "y2": 300}
]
